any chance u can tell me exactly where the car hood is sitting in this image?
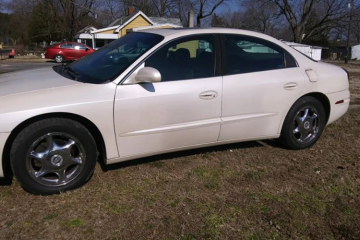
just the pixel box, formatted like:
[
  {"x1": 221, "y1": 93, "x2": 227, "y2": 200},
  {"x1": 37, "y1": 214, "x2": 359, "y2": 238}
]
[{"x1": 0, "y1": 67, "x2": 80, "y2": 98}]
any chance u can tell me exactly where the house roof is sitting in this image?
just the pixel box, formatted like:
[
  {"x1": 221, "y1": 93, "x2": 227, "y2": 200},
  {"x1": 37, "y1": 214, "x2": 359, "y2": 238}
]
[
  {"x1": 114, "y1": 11, "x2": 155, "y2": 33},
  {"x1": 282, "y1": 41, "x2": 326, "y2": 49},
  {"x1": 102, "y1": 11, "x2": 182, "y2": 34},
  {"x1": 77, "y1": 26, "x2": 97, "y2": 34},
  {"x1": 107, "y1": 11, "x2": 139, "y2": 27},
  {"x1": 148, "y1": 17, "x2": 182, "y2": 27}
]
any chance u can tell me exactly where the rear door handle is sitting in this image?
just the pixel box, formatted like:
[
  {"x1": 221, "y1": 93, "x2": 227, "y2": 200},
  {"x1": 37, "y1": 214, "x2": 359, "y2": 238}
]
[
  {"x1": 199, "y1": 90, "x2": 218, "y2": 100},
  {"x1": 284, "y1": 82, "x2": 298, "y2": 90}
]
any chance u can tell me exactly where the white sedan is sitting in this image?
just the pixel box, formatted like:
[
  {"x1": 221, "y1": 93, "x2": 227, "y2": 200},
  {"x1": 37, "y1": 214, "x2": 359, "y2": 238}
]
[{"x1": 0, "y1": 28, "x2": 350, "y2": 194}]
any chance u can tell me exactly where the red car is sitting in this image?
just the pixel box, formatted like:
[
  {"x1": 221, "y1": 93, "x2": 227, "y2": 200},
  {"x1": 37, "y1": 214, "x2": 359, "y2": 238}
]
[{"x1": 45, "y1": 42, "x2": 95, "y2": 63}]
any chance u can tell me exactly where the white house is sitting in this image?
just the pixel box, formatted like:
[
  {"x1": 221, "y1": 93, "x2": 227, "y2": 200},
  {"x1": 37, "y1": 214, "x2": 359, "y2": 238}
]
[
  {"x1": 283, "y1": 41, "x2": 324, "y2": 61},
  {"x1": 352, "y1": 44, "x2": 360, "y2": 60}
]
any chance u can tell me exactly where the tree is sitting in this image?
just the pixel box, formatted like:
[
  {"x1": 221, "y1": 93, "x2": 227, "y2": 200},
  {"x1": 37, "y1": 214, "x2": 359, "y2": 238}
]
[
  {"x1": 29, "y1": 1, "x2": 60, "y2": 43},
  {"x1": 52, "y1": 0, "x2": 97, "y2": 41},
  {"x1": 6, "y1": 0, "x2": 37, "y2": 46},
  {"x1": 151, "y1": 0, "x2": 178, "y2": 17},
  {"x1": 0, "y1": 12, "x2": 10, "y2": 44},
  {"x1": 263, "y1": 0, "x2": 349, "y2": 43},
  {"x1": 353, "y1": 6, "x2": 360, "y2": 42},
  {"x1": 104, "y1": 0, "x2": 121, "y2": 19},
  {"x1": 211, "y1": 13, "x2": 227, "y2": 27},
  {"x1": 120, "y1": 0, "x2": 157, "y2": 16},
  {"x1": 350, "y1": 1, "x2": 360, "y2": 42},
  {"x1": 239, "y1": 0, "x2": 280, "y2": 36},
  {"x1": 195, "y1": 0, "x2": 227, "y2": 27}
]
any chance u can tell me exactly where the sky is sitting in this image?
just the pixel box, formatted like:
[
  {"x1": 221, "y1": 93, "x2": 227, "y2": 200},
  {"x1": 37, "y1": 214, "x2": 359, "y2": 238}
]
[
  {"x1": 217, "y1": 0, "x2": 241, "y2": 13},
  {"x1": 1, "y1": 0, "x2": 241, "y2": 14}
]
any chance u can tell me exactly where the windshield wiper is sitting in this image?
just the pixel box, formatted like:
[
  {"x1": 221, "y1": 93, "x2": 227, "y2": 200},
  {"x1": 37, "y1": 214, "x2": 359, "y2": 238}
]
[
  {"x1": 65, "y1": 66, "x2": 77, "y2": 77},
  {"x1": 64, "y1": 66, "x2": 80, "y2": 80}
]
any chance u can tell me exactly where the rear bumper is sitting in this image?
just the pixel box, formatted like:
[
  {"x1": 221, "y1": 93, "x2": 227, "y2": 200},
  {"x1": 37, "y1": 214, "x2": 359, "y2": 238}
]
[
  {"x1": 44, "y1": 52, "x2": 54, "y2": 59},
  {"x1": 0, "y1": 133, "x2": 10, "y2": 178},
  {"x1": 326, "y1": 90, "x2": 350, "y2": 125}
]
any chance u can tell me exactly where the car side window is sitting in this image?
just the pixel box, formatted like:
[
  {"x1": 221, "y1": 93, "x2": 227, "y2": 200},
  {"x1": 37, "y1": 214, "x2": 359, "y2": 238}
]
[
  {"x1": 145, "y1": 35, "x2": 216, "y2": 81},
  {"x1": 74, "y1": 44, "x2": 86, "y2": 50},
  {"x1": 223, "y1": 35, "x2": 296, "y2": 75},
  {"x1": 60, "y1": 43, "x2": 73, "y2": 49}
]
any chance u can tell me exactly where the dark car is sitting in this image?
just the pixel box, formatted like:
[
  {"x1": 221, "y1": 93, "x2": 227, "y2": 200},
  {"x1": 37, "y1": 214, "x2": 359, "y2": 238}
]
[{"x1": 45, "y1": 42, "x2": 95, "y2": 63}]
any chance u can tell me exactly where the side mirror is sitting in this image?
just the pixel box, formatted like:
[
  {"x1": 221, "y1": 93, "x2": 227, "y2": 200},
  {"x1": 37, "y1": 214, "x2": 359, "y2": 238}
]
[
  {"x1": 85, "y1": 48, "x2": 89, "y2": 51},
  {"x1": 135, "y1": 67, "x2": 161, "y2": 83}
]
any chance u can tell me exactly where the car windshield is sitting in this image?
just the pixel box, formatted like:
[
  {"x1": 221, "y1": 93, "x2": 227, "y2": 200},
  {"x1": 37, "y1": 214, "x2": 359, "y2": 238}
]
[{"x1": 54, "y1": 32, "x2": 164, "y2": 84}]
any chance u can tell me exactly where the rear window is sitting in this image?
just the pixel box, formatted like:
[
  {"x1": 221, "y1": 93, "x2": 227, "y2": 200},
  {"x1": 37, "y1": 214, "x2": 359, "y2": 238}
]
[
  {"x1": 60, "y1": 44, "x2": 73, "y2": 49},
  {"x1": 223, "y1": 34, "x2": 297, "y2": 75},
  {"x1": 74, "y1": 44, "x2": 87, "y2": 50}
]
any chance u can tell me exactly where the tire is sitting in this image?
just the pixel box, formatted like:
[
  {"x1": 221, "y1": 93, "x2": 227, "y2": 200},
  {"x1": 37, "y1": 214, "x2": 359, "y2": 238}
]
[
  {"x1": 279, "y1": 96, "x2": 326, "y2": 150},
  {"x1": 54, "y1": 54, "x2": 64, "y2": 63},
  {"x1": 10, "y1": 118, "x2": 98, "y2": 195}
]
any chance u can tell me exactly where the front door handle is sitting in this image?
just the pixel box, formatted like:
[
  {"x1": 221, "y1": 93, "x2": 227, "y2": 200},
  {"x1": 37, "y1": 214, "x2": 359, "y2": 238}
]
[
  {"x1": 199, "y1": 90, "x2": 218, "y2": 100},
  {"x1": 284, "y1": 82, "x2": 298, "y2": 90}
]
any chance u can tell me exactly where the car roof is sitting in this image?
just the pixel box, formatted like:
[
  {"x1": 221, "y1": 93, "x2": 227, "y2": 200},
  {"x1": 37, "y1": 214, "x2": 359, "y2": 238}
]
[
  {"x1": 139, "y1": 28, "x2": 290, "y2": 53},
  {"x1": 140, "y1": 28, "x2": 272, "y2": 39},
  {"x1": 61, "y1": 42, "x2": 85, "y2": 44}
]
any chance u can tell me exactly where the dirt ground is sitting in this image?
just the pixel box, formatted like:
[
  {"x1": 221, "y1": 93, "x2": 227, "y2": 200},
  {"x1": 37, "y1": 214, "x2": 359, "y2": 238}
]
[
  {"x1": 0, "y1": 57, "x2": 57, "y2": 74},
  {"x1": 0, "y1": 55, "x2": 48, "y2": 62},
  {"x1": 0, "y1": 61, "x2": 359, "y2": 240}
]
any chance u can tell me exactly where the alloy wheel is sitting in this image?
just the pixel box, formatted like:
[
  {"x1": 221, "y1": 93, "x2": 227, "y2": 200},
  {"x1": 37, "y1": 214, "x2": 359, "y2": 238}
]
[
  {"x1": 292, "y1": 107, "x2": 319, "y2": 143},
  {"x1": 26, "y1": 133, "x2": 86, "y2": 187}
]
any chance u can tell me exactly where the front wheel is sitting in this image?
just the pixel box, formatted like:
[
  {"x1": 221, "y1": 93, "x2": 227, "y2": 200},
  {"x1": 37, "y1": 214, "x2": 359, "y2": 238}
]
[
  {"x1": 10, "y1": 118, "x2": 98, "y2": 195},
  {"x1": 279, "y1": 96, "x2": 326, "y2": 150}
]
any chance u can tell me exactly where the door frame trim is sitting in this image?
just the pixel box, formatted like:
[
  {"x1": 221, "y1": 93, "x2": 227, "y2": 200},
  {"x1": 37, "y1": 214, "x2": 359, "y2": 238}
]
[{"x1": 119, "y1": 33, "x2": 223, "y2": 85}]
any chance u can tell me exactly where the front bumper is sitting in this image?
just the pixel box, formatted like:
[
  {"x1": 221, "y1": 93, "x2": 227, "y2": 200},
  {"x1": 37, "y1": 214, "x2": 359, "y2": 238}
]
[
  {"x1": 326, "y1": 90, "x2": 350, "y2": 125},
  {"x1": 0, "y1": 133, "x2": 10, "y2": 178}
]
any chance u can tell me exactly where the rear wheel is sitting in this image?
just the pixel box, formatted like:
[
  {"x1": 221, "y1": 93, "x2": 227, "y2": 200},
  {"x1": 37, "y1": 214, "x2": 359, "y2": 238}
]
[
  {"x1": 54, "y1": 54, "x2": 64, "y2": 63},
  {"x1": 10, "y1": 118, "x2": 98, "y2": 195},
  {"x1": 279, "y1": 96, "x2": 326, "y2": 150}
]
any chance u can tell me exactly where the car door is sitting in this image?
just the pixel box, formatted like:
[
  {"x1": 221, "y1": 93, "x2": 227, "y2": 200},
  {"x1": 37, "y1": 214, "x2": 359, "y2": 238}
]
[
  {"x1": 73, "y1": 44, "x2": 87, "y2": 59},
  {"x1": 219, "y1": 34, "x2": 305, "y2": 141},
  {"x1": 114, "y1": 34, "x2": 222, "y2": 157},
  {"x1": 60, "y1": 43, "x2": 75, "y2": 60}
]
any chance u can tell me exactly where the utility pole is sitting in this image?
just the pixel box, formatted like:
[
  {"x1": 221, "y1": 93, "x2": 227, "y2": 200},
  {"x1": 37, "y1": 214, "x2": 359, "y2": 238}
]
[{"x1": 346, "y1": 0, "x2": 355, "y2": 63}]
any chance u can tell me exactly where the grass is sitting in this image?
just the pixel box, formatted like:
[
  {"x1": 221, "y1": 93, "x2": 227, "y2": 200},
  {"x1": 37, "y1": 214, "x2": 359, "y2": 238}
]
[
  {"x1": 0, "y1": 61, "x2": 359, "y2": 239},
  {"x1": 63, "y1": 218, "x2": 84, "y2": 228}
]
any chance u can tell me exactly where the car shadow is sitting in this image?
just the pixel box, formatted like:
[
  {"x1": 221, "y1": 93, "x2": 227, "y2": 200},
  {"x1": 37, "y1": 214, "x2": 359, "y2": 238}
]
[
  {"x1": 0, "y1": 178, "x2": 12, "y2": 186},
  {"x1": 98, "y1": 140, "x2": 278, "y2": 172},
  {"x1": 0, "y1": 140, "x2": 285, "y2": 186},
  {"x1": 46, "y1": 60, "x2": 63, "y2": 64},
  {"x1": 0, "y1": 173, "x2": 13, "y2": 186},
  {"x1": 262, "y1": 139, "x2": 286, "y2": 149}
]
